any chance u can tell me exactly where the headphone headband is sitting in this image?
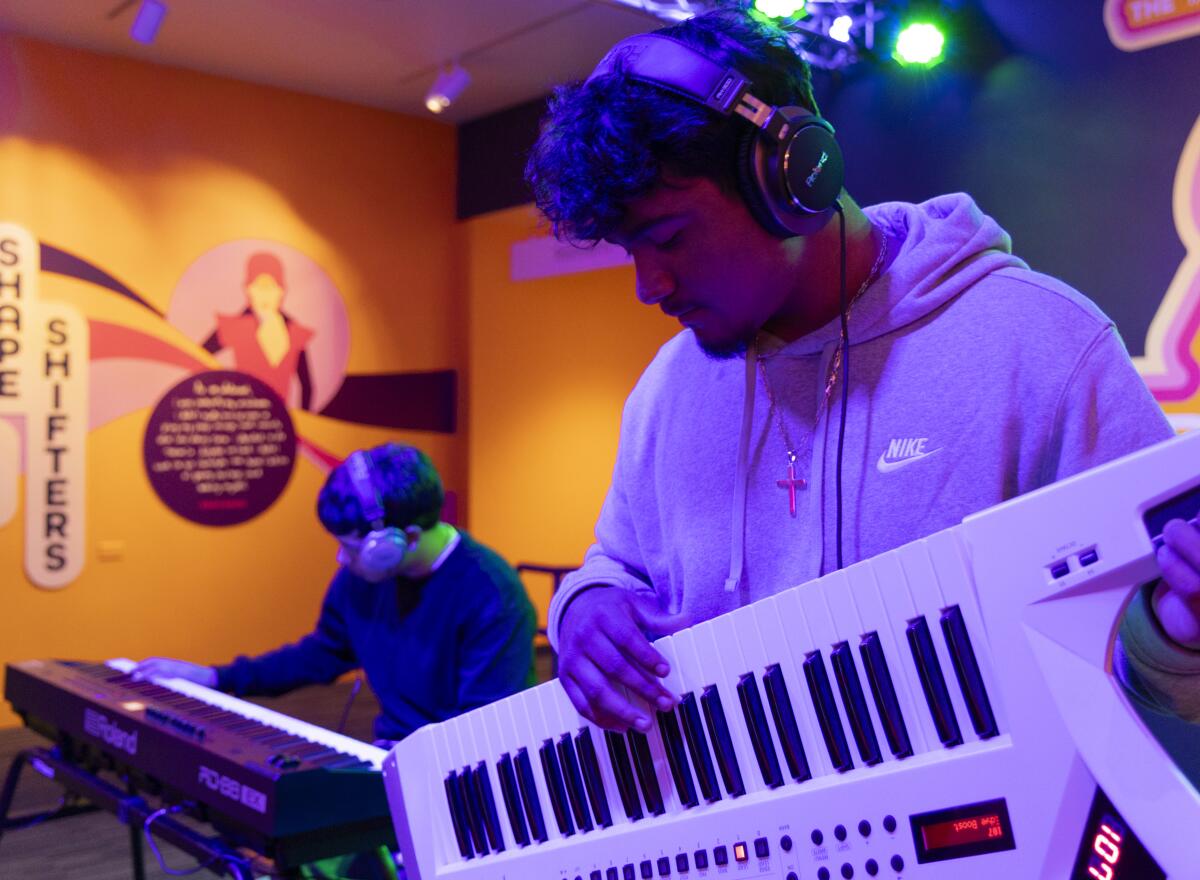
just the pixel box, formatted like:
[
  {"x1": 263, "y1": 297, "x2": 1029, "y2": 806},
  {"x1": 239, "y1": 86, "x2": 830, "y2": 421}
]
[
  {"x1": 589, "y1": 35, "x2": 751, "y2": 116},
  {"x1": 346, "y1": 450, "x2": 386, "y2": 528},
  {"x1": 589, "y1": 35, "x2": 798, "y2": 142},
  {"x1": 585, "y1": 30, "x2": 844, "y2": 234},
  {"x1": 340, "y1": 448, "x2": 409, "y2": 581}
]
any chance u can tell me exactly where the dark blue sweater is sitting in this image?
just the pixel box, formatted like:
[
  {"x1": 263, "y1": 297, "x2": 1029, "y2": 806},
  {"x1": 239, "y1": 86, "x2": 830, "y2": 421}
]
[{"x1": 215, "y1": 532, "x2": 536, "y2": 741}]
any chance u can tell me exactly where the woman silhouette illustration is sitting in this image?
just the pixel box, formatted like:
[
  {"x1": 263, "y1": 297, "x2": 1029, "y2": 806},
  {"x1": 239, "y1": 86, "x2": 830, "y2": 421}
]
[{"x1": 203, "y1": 251, "x2": 315, "y2": 409}]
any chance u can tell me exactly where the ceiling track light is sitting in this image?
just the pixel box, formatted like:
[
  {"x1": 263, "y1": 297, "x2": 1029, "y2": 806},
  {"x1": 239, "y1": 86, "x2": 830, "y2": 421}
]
[
  {"x1": 109, "y1": 0, "x2": 169, "y2": 45},
  {"x1": 424, "y1": 62, "x2": 471, "y2": 114}
]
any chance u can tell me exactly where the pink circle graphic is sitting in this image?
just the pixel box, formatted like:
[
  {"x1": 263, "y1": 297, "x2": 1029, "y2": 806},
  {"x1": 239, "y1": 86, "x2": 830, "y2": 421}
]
[{"x1": 167, "y1": 240, "x2": 350, "y2": 412}]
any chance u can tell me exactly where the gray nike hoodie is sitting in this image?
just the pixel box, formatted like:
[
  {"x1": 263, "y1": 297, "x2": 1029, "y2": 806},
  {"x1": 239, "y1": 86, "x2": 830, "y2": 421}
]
[{"x1": 547, "y1": 193, "x2": 1171, "y2": 649}]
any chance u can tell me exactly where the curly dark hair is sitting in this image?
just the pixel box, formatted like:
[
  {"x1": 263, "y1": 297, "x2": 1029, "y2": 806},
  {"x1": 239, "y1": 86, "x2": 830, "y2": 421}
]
[
  {"x1": 317, "y1": 443, "x2": 445, "y2": 536},
  {"x1": 525, "y1": 8, "x2": 816, "y2": 244}
]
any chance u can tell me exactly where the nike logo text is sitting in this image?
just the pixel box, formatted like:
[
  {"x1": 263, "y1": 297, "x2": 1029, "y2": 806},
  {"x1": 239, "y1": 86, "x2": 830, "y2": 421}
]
[{"x1": 877, "y1": 437, "x2": 941, "y2": 473}]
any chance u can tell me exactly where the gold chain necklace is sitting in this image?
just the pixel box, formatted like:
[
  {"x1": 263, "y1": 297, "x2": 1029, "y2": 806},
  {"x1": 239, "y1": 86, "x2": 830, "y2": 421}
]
[{"x1": 758, "y1": 229, "x2": 889, "y2": 516}]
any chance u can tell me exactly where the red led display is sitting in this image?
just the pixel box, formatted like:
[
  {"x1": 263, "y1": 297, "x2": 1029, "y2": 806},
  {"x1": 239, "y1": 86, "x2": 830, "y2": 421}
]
[
  {"x1": 911, "y1": 797, "x2": 1016, "y2": 864},
  {"x1": 1069, "y1": 787, "x2": 1165, "y2": 880},
  {"x1": 922, "y1": 811, "x2": 1007, "y2": 851}
]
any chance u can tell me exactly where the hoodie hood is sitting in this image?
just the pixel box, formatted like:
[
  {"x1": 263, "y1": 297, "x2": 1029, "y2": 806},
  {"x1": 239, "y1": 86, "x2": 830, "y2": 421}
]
[{"x1": 763, "y1": 193, "x2": 1029, "y2": 358}]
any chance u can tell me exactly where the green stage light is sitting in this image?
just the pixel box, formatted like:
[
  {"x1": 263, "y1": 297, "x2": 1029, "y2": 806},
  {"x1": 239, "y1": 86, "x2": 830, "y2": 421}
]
[
  {"x1": 894, "y1": 21, "x2": 946, "y2": 67},
  {"x1": 754, "y1": 0, "x2": 806, "y2": 19}
]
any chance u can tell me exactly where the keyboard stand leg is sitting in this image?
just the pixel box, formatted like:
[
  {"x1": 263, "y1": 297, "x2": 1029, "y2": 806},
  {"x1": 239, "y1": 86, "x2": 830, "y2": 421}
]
[
  {"x1": 0, "y1": 746, "x2": 252, "y2": 878},
  {"x1": 127, "y1": 780, "x2": 147, "y2": 880},
  {"x1": 0, "y1": 747, "x2": 31, "y2": 846},
  {"x1": 0, "y1": 746, "x2": 100, "y2": 848}
]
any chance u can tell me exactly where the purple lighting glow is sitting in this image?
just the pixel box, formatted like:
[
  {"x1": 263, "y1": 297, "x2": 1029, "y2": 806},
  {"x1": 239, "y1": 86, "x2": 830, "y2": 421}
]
[{"x1": 130, "y1": 0, "x2": 168, "y2": 45}]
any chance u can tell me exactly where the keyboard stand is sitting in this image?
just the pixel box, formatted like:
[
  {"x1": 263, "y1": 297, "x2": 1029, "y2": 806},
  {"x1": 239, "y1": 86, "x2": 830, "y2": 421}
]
[
  {"x1": 0, "y1": 747, "x2": 100, "y2": 840},
  {"x1": 0, "y1": 744, "x2": 262, "y2": 879}
]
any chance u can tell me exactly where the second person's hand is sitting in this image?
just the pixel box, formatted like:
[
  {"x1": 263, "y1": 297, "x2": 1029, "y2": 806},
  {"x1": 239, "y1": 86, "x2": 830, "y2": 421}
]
[{"x1": 131, "y1": 656, "x2": 218, "y2": 688}]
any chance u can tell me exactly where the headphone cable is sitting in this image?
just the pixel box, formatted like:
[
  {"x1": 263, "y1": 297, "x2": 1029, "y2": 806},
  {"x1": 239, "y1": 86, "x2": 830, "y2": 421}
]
[{"x1": 833, "y1": 199, "x2": 849, "y2": 572}]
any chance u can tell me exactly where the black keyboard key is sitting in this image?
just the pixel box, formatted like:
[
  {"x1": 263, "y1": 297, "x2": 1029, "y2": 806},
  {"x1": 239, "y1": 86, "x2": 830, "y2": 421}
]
[
  {"x1": 472, "y1": 761, "x2": 505, "y2": 852},
  {"x1": 575, "y1": 728, "x2": 613, "y2": 828},
  {"x1": 831, "y1": 642, "x2": 882, "y2": 766},
  {"x1": 803, "y1": 650, "x2": 854, "y2": 773},
  {"x1": 262, "y1": 729, "x2": 304, "y2": 744},
  {"x1": 640, "y1": 859, "x2": 653, "y2": 879},
  {"x1": 538, "y1": 738, "x2": 575, "y2": 836},
  {"x1": 293, "y1": 740, "x2": 335, "y2": 759},
  {"x1": 737, "y1": 673, "x2": 784, "y2": 788},
  {"x1": 906, "y1": 615, "x2": 963, "y2": 747},
  {"x1": 496, "y1": 753, "x2": 530, "y2": 847},
  {"x1": 940, "y1": 605, "x2": 998, "y2": 738},
  {"x1": 859, "y1": 633, "x2": 912, "y2": 759},
  {"x1": 762, "y1": 664, "x2": 811, "y2": 782},
  {"x1": 556, "y1": 734, "x2": 593, "y2": 832},
  {"x1": 608, "y1": 868, "x2": 619, "y2": 880},
  {"x1": 604, "y1": 730, "x2": 643, "y2": 821},
  {"x1": 656, "y1": 709, "x2": 698, "y2": 808},
  {"x1": 624, "y1": 864, "x2": 636, "y2": 880},
  {"x1": 514, "y1": 748, "x2": 547, "y2": 842},
  {"x1": 678, "y1": 693, "x2": 721, "y2": 802},
  {"x1": 700, "y1": 685, "x2": 745, "y2": 797},
  {"x1": 627, "y1": 730, "x2": 665, "y2": 815},
  {"x1": 457, "y1": 766, "x2": 489, "y2": 855},
  {"x1": 443, "y1": 771, "x2": 473, "y2": 859}
]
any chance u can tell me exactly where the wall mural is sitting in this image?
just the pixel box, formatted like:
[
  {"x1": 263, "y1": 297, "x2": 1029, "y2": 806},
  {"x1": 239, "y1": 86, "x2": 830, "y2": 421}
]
[
  {"x1": 1104, "y1": 0, "x2": 1200, "y2": 51},
  {"x1": 1106, "y1": 3, "x2": 1200, "y2": 430},
  {"x1": 0, "y1": 224, "x2": 456, "y2": 589},
  {"x1": 1134, "y1": 113, "x2": 1200, "y2": 431}
]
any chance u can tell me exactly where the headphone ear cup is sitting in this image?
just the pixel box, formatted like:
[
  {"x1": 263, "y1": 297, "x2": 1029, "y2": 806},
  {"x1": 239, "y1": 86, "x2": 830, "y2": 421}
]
[
  {"x1": 779, "y1": 111, "x2": 844, "y2": 213},
  {"x1": 740, "y1": 108, "x2": 845, "y2": 237},
  {"x1": 736, "y1": 126, "x2": 795, "y2": 238}
]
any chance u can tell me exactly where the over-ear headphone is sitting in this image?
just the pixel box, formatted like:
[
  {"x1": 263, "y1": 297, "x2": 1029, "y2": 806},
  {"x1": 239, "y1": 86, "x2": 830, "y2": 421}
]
[
  {"x1": 587, "y1": 33, "x2": 844, "y2": 238},
  {"x1": 344, "y1": 449, "x2": 409, "y2": 580}
]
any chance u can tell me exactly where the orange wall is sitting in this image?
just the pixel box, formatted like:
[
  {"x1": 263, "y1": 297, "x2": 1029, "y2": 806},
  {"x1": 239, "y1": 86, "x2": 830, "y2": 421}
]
[
  {"x1": 0, "y1": 36, "x2": 461, "y2": 725},
  {"x1": 463, "y1": 206, "x2": 677, "y2": 628}
]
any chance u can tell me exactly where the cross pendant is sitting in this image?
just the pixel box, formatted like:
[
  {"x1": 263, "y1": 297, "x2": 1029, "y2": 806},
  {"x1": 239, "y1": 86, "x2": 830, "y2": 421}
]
[{"x1": 776, "y1": 460, "x2": 806, "y2": 517}]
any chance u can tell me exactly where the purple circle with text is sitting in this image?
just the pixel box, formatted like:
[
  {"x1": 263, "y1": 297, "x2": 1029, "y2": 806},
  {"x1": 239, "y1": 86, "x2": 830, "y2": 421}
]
[{"x1": 144, "y1": 370, "x2": 297, "y2": 526}]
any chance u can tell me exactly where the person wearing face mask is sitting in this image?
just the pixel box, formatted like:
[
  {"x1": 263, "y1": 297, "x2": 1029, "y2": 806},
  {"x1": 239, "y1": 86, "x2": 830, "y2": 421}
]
[{"x1": 133, "y1": 443, "x2": 537, "y2": 746}]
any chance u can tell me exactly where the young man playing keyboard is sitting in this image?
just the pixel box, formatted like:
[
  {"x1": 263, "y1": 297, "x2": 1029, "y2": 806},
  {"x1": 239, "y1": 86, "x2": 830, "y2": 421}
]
[
  {"x1": 135, "y1": 443, "x2": 537, "y2": 878},
  {"x1": 524, "y1": 9, "x2": 1200, "y2": 733}
]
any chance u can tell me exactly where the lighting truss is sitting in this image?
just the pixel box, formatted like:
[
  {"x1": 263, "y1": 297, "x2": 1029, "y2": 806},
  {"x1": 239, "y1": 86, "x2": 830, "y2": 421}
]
[{"x1": 602, "y1": 0, "x2": 895, "y2": 71}]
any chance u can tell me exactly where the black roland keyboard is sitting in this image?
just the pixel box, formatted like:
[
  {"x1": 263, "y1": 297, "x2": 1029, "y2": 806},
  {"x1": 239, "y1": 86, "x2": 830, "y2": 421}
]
[{"x1": 4, "y1": 658, "x2": 395, "y2": 867}]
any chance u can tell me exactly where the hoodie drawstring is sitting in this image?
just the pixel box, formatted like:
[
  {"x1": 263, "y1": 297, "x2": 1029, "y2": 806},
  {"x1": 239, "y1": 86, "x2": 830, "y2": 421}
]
[{"x1": 724, "y1": 339, "x2": 758, "y2": 594}]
